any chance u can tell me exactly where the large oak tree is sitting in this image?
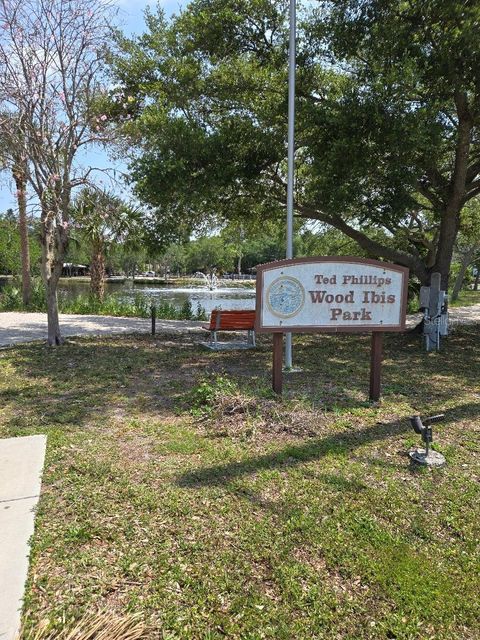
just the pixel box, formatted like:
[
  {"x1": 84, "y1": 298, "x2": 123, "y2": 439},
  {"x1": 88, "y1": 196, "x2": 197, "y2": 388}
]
[{"x1": 112, "y1": 0, "x2": 480, "y2": 289}]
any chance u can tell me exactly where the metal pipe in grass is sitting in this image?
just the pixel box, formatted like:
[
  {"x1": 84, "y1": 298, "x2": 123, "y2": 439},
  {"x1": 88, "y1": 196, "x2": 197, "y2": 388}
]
[{"x1": 151, "y1": 303, "x2": 156, "y2": 336}]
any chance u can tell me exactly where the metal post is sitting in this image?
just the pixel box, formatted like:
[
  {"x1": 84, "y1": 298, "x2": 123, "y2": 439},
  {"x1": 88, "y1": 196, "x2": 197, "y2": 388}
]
[
  {"x1": 285, "y1": 0, "x2": 296, "y2": 369},
  {"x1": 423, "y1": 272, "x2": 444, "y2": 351},
  {"x1": 151, "y1": 304, "x2": 156, "y2": 336}
]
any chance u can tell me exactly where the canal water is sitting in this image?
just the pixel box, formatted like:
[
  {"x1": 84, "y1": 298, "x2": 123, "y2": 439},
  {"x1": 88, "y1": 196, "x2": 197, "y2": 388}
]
[
  {"x1": 59, "y1": 279, "x2": 256, "y2": 314},
  {"x1": 0, "y1": 277, "x2": 257, "y2": 313}
]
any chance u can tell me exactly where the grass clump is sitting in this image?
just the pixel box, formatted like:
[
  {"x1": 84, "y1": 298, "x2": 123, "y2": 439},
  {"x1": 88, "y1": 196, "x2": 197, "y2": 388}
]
[
  {"x1": 188, "y1": 375, "x2": 240, "y2": 414},
  {"x1": 20, "y1": 610, "x2": 148, "y2": 640},
  {"x1": 189, "y1": 375, "x2": 325, "y2": 439}
]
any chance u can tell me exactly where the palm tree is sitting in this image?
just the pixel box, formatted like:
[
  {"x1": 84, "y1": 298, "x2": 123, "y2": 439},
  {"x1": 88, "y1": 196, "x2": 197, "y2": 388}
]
[
  {"x1": 72, "y1": 189, "x2": 139, "y2": 301},
  {"x1": 0, "y1": 113, "x2": 31, "y2": 305}
]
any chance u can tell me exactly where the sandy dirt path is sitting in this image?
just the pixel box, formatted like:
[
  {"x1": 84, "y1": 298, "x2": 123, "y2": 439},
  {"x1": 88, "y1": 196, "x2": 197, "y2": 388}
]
[
  {"x1": 0, "y1": 305, "x2": 479, "y2": 347},
  {"x1": 0, "y1": 312, "x2": 205, "y2": 347}
]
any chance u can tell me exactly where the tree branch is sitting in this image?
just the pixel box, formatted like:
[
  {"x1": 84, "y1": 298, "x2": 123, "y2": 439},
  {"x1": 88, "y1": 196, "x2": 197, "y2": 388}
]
[{"x1": 295, "y1": 202, "x2": 428, "y2": 280}]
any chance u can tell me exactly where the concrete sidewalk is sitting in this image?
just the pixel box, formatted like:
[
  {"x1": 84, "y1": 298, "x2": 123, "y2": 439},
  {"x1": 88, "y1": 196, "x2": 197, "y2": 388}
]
[{"x1": 0, "y1": 435, "x2": 47, "y2": 640}]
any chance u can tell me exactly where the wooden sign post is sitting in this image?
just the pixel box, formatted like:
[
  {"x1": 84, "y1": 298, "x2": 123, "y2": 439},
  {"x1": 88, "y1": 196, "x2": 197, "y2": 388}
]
[
  {"x1": 369, "y1": 331, "x2": 383, "y2": 401},
  {"x1": 256, "y1": 257, "x2": 408, "y2": 402}
]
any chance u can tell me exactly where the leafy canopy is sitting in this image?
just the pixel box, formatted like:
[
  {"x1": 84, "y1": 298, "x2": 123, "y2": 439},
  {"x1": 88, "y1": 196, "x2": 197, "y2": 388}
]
[{"x1": 111, "y1": 0, "x2": 480, "y2": 285}]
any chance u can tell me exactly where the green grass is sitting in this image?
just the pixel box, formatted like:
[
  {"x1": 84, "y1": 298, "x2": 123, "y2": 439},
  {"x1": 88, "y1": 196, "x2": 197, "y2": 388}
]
[
  {"x1": 60, "y1": 292, "x2": 206, "y2": 320},
  {"x1": 0, "y1": 328, "x2": 479, "y2": 639},
  {"x1": 450, "y1": 289, "x2": 480, "y2": 307}
]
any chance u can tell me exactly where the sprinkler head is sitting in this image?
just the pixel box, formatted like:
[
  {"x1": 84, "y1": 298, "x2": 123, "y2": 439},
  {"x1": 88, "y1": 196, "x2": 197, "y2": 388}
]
[
  {"x1": 408, "y1": 413, "x2": 446, "y2": 467},
  {"x1": 409, "y1": 415, "x2": 423, "y2": 434}
]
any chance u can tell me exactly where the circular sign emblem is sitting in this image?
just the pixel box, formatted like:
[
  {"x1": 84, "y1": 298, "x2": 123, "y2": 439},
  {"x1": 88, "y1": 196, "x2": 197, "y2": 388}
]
[{"x1": 266, "y1": 276, "x2": 305, "y2": 318}]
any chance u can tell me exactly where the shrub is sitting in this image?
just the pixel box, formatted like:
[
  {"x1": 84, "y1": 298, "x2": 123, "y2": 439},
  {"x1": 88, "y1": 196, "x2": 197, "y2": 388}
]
[
  {"x1": 0, "y1": 279, "x2": 47, "y2": 312},
  {"x1": 61, "y1": 293, "x2": 151, "y2": 318},
  {"x1": 0, "y1": 280, "x2": 207, "y2": 321}
]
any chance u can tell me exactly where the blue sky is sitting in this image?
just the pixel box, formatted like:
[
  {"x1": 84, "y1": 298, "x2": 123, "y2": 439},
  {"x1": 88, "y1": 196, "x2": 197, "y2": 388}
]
[
  {"x1": 0, "y1": 0, "x2": 180, "y2": 213},
  {"x1": 116, "y1": 0, "x2": 181, "y2": 36}
]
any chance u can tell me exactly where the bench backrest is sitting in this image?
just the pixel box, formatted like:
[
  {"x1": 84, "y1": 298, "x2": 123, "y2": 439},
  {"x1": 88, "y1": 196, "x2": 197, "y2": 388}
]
[{"x1": 208, "y1": 310, "x2": 256, "y2": 330}]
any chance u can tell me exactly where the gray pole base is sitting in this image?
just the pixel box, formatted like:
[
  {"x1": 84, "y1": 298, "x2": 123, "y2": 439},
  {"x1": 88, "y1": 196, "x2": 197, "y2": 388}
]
[{"x1": 409, "y1": 448, "x2": 446, "y2": 467}]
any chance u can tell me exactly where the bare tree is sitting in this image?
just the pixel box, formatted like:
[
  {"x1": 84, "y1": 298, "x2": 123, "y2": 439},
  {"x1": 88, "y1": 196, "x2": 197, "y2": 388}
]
[{"x1": 0, "y1": 0, "x2": 116, "y2": 344}]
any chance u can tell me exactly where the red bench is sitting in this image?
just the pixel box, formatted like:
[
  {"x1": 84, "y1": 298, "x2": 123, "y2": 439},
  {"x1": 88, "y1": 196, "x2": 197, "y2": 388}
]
[{"x1": 202, "y1": 310, "x2": 256, "y2": 348}]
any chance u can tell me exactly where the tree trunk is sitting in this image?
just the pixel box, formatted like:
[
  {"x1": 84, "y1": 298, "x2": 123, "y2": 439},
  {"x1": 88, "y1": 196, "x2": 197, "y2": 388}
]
[
  {"x1": 432, "y1": 205, "x2": 462, "y2": 291},
  {"x1": 41, "y1": 204, "x2": 67, "y2": 346},
  {"x1": 90, "y1": 240, "x2": 105, "y2": 301},
  {"x1": 237, "y1": 252, "x2": 242, "y2": 275},
  {"x1": 13, "y1": 161, "x2": 31, "y2": 306},
  {"x1": 433, "y1": 95, "x2": 473, "y2": 291},
  {"x1": 46, "y1": 278, "x2": 62, "y2": 345},
  {"x1": 451, "y1": 247, "x2": 476, "y2": 301}
]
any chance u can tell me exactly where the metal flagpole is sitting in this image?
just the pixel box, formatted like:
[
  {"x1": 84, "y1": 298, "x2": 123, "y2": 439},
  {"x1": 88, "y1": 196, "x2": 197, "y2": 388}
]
[{"x1": 285, "y1": 0, "x2": 296, "y2": 369}]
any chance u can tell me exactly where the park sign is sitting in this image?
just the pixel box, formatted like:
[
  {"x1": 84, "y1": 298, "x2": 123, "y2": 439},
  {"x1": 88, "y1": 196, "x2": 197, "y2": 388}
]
[
  {"x1": 256, "y1": 257, "x2": 408, "y2": 333},
  {"x1": 255, "y1": 257, "x2": 409, "y2": 400}
]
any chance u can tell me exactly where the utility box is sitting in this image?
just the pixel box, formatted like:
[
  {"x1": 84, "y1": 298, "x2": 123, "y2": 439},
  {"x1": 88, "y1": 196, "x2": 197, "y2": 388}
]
[
  {"x1": 419, "y1": 286, "x2": 431, "y2": 310},
  {"x1": 420, "y1": 273, "x2": 449, "y2": 350}
]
